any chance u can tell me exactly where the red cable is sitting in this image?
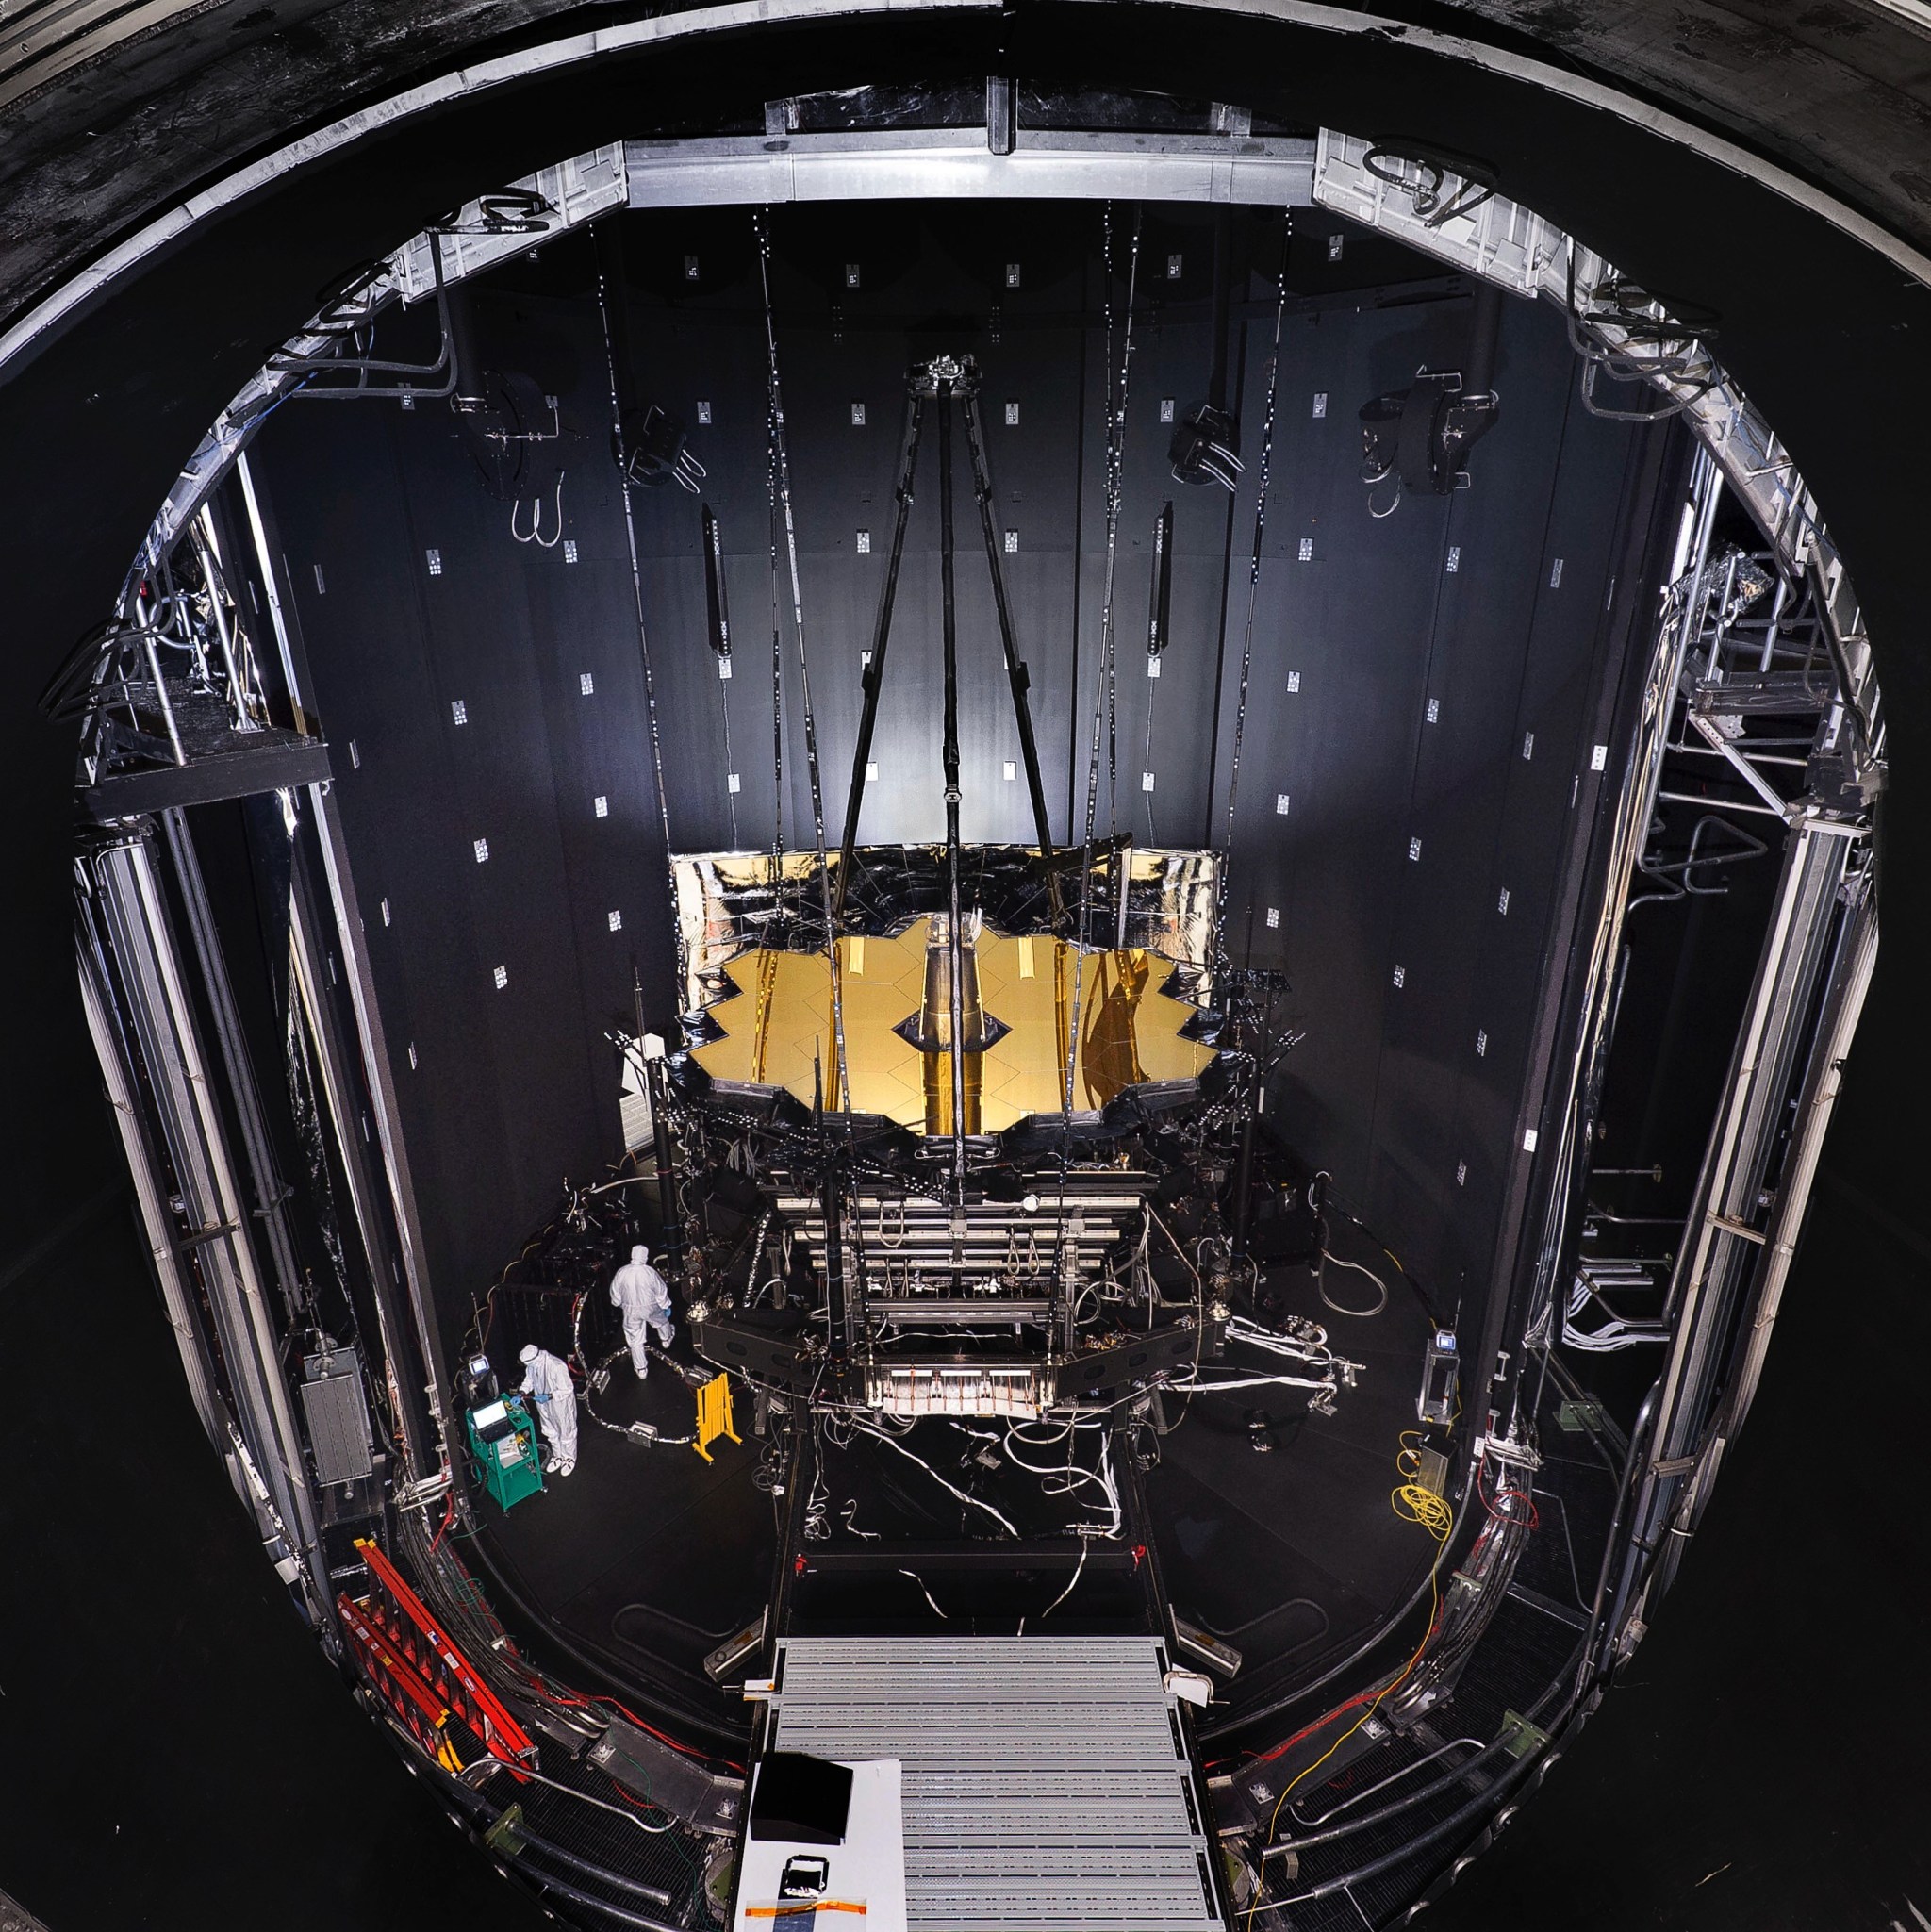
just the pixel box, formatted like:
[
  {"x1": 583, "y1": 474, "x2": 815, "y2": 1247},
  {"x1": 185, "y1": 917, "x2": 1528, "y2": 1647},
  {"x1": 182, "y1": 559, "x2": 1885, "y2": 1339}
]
[
  {"x1": 1244, "y1": 1594, "x2": 1450, "y2": 1768},
  {"x1": 1246, "y1": 1687, "x2": 1383, "y2": 1767}
]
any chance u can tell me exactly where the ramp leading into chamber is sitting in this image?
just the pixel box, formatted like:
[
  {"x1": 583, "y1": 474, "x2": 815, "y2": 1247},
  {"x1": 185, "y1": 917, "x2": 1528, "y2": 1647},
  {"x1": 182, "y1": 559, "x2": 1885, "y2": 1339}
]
[{"x1": 734, "y1": 1635, "x2": 1227, "y2": 1930}]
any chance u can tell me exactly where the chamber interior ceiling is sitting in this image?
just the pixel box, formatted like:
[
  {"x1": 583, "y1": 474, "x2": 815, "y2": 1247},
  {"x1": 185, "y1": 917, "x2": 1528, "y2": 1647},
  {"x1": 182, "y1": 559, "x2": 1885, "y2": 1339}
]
[{"x1": 236, "y1": 195, "x2": 1667, "y2": 1353}]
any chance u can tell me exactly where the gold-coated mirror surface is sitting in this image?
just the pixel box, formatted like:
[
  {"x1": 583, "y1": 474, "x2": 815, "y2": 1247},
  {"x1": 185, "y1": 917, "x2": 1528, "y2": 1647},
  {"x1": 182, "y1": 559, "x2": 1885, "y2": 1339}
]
[{"x1": 691, "y1": 916, "x2": 1216, "y2": 1132}]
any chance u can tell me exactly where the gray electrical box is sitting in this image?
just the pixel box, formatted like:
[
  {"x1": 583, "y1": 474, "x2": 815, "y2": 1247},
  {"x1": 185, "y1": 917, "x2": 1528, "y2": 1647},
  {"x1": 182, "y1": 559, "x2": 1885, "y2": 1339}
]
[
  {"x1": 1417, "y1": 1329, "x2": 1459, "y2": 1428},
  {"x1": 590, "y1": 1715, "x2": 745, "y2": 1835},
  {"x1": 300, "y1": 1344, "x2": 373, "y2": 1486}
]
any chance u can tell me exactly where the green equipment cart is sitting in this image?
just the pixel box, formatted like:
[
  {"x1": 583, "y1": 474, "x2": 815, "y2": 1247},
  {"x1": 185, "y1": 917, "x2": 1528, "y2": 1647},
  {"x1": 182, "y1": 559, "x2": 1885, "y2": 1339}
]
[{"x1": 468, "y1": 1394, "x2": 544, "y2": 1511}]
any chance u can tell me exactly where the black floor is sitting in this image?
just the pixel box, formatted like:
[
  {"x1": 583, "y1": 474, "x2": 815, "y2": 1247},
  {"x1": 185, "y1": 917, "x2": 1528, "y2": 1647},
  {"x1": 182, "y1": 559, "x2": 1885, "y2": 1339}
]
[
  {"x1": 1147, "y1": 1218, "x2": 1438, "y2": 1706},
  {"x1": 475, "y1": 1204, "x2": 1435, "y2": 1729},
  {"x1": 474, "y1": 1333, "x2": 775, "y2": 1743},
  {"x1": 7, "y1": 1175, "x2": 1930, "y2": 1931},
  {"x1": 794, "y1": 1411, "x2": 1156, "y2": 1631}
]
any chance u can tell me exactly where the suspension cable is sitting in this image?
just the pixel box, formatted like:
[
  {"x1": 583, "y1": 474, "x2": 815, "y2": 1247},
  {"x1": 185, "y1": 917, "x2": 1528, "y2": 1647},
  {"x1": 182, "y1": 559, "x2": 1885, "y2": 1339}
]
[
  {"x1": 1064, "y1": 203, "x2": 1143, "y2": 1114},
  {"x1": 717, "y1": 637, "x2": 740, "y2": 851},
  {"x1": 1099, "y1": 208, "x2": 1142, "y2": 847},
  {"x1": 1142, "y1": 501, "x2": 1171, "y2": 844},
  {"x1": 1216, "y1": 211, "x2": 1292, "y2": 955},
  {"x1": 768, "y1": 422, "x2": 786, "y2": 912},
  {"x1": 1143, "y1": 638, "x2": 1160, "y2": 845},
  {"x1": 595, "y1": 249, "x2": 681, "y2": 990},
  {"x1": 755, "y1": 210, "x2": 850, "y2": 1116}
]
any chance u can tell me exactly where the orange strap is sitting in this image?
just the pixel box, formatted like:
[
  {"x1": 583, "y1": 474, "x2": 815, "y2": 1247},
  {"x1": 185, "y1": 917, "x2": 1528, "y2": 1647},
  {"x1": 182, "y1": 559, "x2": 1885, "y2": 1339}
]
[{"x1": 743, "y1": 1902, "x2": 867, "y2": 1919}]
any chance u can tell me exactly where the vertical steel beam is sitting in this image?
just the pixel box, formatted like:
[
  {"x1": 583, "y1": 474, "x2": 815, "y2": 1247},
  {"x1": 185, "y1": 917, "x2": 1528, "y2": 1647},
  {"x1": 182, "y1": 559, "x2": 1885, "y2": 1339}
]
[
  {"x1": 305, "y1": 783, "x2": 455, "y2": 1476},
  {"x1": 75, "y1": 890, "x2": 227, "y2": 1450},
  {"x1": 1598, "y1": 817, "x2": 1857, "y2": 1661},
  {"x1": 648, "y1": 1054, "x2": 685, "y2": 1270},
  {"x1": 1646, "y1": 822, "x2": 1850, "y2": 1470},
  {"x1": 238, "y1": 450, "x2": 454, "y2": 1476},
  {"x1": 159, "y1": 807, "x2": 306, "y2": 1324},
  {"x1": 821, "y1": 1163, "x2": 850, "y2": 1374},
  {"x1": 1719, "y1": 860, "x2": 1875, "y2": 1436},
  {"x1": 85, "y1": 834, "x2": 329, "y2": 1617},
  {"x1": 287, "y1": 853, "x2": 438, "y2": 1480}
]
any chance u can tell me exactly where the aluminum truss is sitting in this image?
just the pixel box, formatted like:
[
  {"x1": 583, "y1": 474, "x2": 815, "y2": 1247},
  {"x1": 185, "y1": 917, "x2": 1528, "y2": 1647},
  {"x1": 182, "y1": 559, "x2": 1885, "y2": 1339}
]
[
  {"x1": 1535, "y1": 451, "x2": 1876, "y2": 1679},
  {"x1": 1314, "y1": 115, "x2": 1883, "y2": 1481},
  {"x1": 1313, "y1": 127, "x2": 1883, "y2": 814},
  {"x1": 41, "y1": 505, "x2": 330, "y2": 820},
  {"x1": 76, "y1": 829, "x2": 333, "y2": 1626}
]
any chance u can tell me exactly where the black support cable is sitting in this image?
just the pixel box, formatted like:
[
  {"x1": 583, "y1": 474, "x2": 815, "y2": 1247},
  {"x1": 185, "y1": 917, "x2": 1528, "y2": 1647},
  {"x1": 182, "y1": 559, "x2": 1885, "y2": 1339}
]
[
  {"x1": 702, "y1": 504, "x2": 739, "y2": 848},
  {"x1": 833, "y1": 392, "x2": 926, "y2": 918},
  {"x1": 767, "y1": 418, "x2": 787, "y2": 921},
  {"x1": 960, "y1": 386, "x2": 1063, "y2": 920},
  {"x1": 1214, "y1": 214, "x2": 1291, "y2": 950},
  {"x1": 1143, "y1": 499, "x2": 1173, "y2": 843},
  {"x1": 595, "y1": 231, "x2": 679, "y2": 987}
]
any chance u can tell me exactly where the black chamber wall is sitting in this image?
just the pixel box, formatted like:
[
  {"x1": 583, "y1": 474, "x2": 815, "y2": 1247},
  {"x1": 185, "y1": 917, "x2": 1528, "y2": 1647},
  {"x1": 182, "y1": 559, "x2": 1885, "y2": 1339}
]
[{"x1": 240, "y1": 198, "x2": 1658, "y2": 1352}]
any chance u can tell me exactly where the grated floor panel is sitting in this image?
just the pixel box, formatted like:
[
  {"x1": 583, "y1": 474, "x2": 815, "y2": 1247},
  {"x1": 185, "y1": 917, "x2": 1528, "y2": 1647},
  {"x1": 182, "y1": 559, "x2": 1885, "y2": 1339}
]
[{"x1": 768, "y1": 1636, "x2": 1226, "y2": 1930}]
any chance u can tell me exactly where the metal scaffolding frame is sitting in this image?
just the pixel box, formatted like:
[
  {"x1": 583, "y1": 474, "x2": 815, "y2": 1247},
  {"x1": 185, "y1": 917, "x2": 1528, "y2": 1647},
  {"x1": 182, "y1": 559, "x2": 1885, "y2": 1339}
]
[{"x1": 75, "y1": 831, "x2": 332, "y2": 1625}]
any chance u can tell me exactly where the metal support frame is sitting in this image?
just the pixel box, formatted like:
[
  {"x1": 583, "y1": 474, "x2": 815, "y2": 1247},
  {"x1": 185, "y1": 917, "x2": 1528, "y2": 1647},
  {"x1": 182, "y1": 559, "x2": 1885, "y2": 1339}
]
[
  {"x1": 1603, "y1": 817, "x2": 1868, "y2": 1651},
  {"x1": 77, "y1": 831, "x2": 331, "y2": 1621},
  {"x1": 1492, "y1": 385, "x2": 1882, "y2": 1474},
  {"x1": 76, "y1": 906, "x2": 229, "y2": 1451},
  {"x1": 157, "y1": 808, "x2": 307, "y2": 1324},
  {"x1": 237, "y1": 450, "x2": 454, "y2": 1480},
  {"x1": 832, "y1": 353, "x2": 1063, "y2": 1199},
  {"x1": 305, "y1": 788, "x2": 454, "y2": 1478},
  {"x1": 286, "y1": 847, "x2": 439, "y2": 1481},
  {"x1": 834, "y1": 356, "x2": 1060, "y2": 921},
  {"x1": 1684, "y1": 709, "x2": 1797, "y2": 821},
  {"x1": 1451, "y1": 435, "x2": 1881, "y2": 1677},
  {"x1": 1479, "y1": 444, "x2": 1710, "y2": 1432}
]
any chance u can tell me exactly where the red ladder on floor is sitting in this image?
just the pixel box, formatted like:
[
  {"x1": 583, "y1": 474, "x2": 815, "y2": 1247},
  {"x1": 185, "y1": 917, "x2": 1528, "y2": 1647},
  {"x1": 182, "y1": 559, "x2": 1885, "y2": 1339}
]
[{"x1": 338, "y1": 1535, "x2": 536, "y2": 1775}]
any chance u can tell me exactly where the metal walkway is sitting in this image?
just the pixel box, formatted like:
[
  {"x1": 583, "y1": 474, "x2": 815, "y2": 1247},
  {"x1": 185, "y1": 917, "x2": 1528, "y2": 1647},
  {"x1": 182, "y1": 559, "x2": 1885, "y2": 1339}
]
[{"x1": 767, "y1": 1635, "x2": 1226, "y2": 1931}]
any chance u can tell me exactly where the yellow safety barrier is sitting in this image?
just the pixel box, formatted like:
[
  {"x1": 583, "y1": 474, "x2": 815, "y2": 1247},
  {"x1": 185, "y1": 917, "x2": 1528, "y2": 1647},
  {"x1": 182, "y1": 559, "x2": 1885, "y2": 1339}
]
[{"x1": 693, "y1": 1372, "x2": 743, "y2": 1462}]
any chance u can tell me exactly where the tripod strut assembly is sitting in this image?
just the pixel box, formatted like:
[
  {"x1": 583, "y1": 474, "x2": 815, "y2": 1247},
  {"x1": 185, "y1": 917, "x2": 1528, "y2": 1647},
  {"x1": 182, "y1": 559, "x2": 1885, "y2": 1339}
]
[
  {"x1": 833, "y1": 353, "x2": 1063, "y2": 1199},
  {"x1": 833, "y1": 355, "x2": 1062, "y2": 925}
]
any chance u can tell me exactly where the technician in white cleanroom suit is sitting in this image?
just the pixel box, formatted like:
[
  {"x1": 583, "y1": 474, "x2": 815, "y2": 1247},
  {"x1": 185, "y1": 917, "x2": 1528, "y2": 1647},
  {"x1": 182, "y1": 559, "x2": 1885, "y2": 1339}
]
[
  {"x1": 608, "y1": 1245, "x2": 675, "y2": 1379},
  {"x1": 517, "y1": 1343, "x2": 578, "y2": 1476}
]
